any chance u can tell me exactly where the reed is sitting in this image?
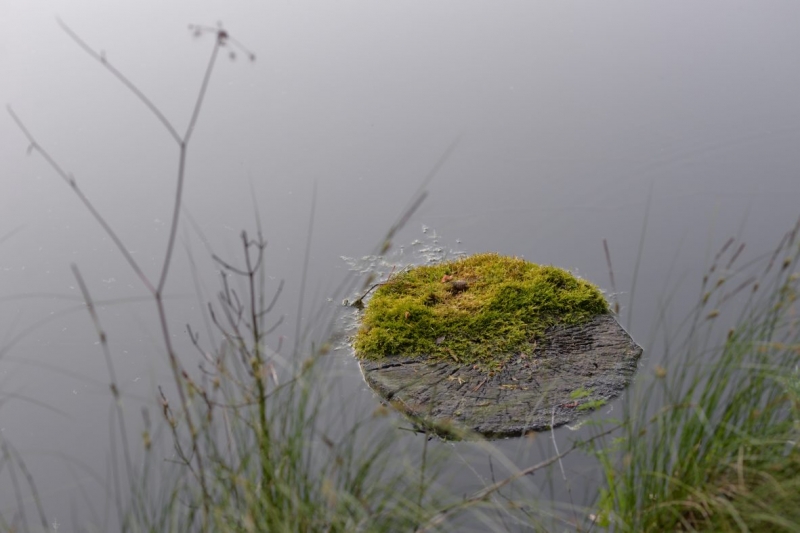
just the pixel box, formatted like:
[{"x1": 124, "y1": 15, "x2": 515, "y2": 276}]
[{"x1": 593, "y1": 220, "x2": 800, "y2": 531}]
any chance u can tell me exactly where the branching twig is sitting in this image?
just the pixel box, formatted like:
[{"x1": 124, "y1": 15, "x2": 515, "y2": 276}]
[
  {"x1": 7, "y1": 105, "x2": 157, "y2": 295},
  {"x1": 416, "y1": 423, "x2": 620, "y2": 532},
  {"x1": 56, "y1": 18, "x2": 181, "y2": 143},
  {"x1": 349, "y1": 265, "x2": 406, "y2": 309},
  {"x1": 7, "y1": 20, "x2": 251, "y2": 527}
]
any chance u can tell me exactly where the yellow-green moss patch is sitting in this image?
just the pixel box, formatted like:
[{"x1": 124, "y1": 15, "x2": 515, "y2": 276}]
[{"x1": 353, "y1": 253, "x2": 608, "y2": 370}]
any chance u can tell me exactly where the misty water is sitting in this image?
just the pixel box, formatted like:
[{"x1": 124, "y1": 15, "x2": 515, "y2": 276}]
[{"x1": 2, "y1": 2, "x2": 800, "y2": 530}]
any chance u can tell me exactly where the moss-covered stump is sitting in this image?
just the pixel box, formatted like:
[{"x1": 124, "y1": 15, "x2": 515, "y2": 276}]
[{"x1": 353, "y1": 254, "x2": 642, "y2": 438}]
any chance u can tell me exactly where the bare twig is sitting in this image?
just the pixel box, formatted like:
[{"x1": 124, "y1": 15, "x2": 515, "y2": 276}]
[
  {"x1": 56, "y1": 18, "x2": 181, "y2": 143},
  {"x1": 71, "y1": 264, "x2": 134, "y2": 489},
  {"x1": 603, "y1": 239, "x2": 620, "y2": 315},
  {"x1": 550, "y1": 409, "x2": 567, "y2": 482},
  {"x1": 626, "y1": 181, "x2": 653, "y2": 331},
  {"x1": 293, "y1": 182, "x2": 317, "y2": 358},
  {"x1": 416, "y1": 448, "x2": 572, "y2": 532},
  {"x1": 7, "y1": 105, "x2": 156, "y2": 295},
  {"x1": 157, "y1": 36, "x2": 222, "y2": 295},
  {"x1": 7, "y1": 442, "x2": 49, "y2": 531},
  {"x1": 416, "y1": 424, "x2": 620, "y2": 532},
  {"x1": 7, "y1": 20, "x2": 250, "y2": 526}
]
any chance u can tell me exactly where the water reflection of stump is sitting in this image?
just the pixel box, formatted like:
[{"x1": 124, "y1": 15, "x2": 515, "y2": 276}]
[{"x1": 358, "y1": 314, "x2": 642, "y2": 439}]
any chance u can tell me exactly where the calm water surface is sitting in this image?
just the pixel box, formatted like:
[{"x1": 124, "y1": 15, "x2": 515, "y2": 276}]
[{"x1": 2, "y1": 1, "x2": 799, "y2": 530}]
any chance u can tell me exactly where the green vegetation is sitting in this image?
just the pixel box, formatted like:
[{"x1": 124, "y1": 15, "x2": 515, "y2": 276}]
[
  {"x1": 594, "y1": 231, "x2": 800, "y2": 532},
  {"x1": 353, "y1": 253, "x2": 608, "y2": 369},
  {"x1": 5, "y1": 24, "x2": 447, "y2": 532},
  {"x1": 6, "y1": 20, "x2": 800, "y2": 533},
  {"x1": 577, "y1": 399, "x2": 607, "y2": 412},
  {"x1": 570, "y1": 388, "x2": 593, "y2": 400}
]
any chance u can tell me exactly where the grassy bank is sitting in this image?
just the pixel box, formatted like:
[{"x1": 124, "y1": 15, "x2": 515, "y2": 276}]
[{"x1": 594, "y1": 225, "x2": 800, "y2": 531}]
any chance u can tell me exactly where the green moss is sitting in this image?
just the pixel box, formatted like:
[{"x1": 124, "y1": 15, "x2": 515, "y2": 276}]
[
  {"x1": 570, "y1": 388, "x2": 593, "y2": 400},
  {"x1": 577, "y1": 399, "x2": 607, "y2": 411},
  {"x1": 353, "y1": 253, "x2": 608, "y2": 369}
]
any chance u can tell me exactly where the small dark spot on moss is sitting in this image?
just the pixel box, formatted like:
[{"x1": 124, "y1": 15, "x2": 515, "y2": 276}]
[
  {"x1": 448, "y1": 279, "x2": 469, "y2": 293},
  {"x1": 354, "y1": 253, "x2": 609, "y2": 369}
]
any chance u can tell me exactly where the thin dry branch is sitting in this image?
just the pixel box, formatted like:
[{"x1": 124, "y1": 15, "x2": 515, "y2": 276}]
[
  {"x1": 417, "y1": 424, "x2": 620, "y2": 532},
  {"x1": 7, "y1": 105, "x2": 156, "y2": 295},
  {"x1": 56, "y1": 18, "x2": 181, "y2": 143},
  {"x1": 6, "y1": 21, "x2": 251, "y2": 526},
  {"x1": 71, "y1": 264, "x2": 135, "y2": 488}
]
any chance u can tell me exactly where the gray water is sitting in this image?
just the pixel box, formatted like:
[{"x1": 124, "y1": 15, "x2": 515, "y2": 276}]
[{"x1": 2, "y1": 1, "x2": 800, "y2": 530}]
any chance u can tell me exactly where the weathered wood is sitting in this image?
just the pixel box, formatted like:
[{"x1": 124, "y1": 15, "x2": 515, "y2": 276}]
[{"x1": 358, "y1": 314, "x2": 642, "y2": 438}]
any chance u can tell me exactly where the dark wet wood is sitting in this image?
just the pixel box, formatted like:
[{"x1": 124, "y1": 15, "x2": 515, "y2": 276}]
[{"x1": 358, "y1": 314, "x2": 642, "y2": 438}]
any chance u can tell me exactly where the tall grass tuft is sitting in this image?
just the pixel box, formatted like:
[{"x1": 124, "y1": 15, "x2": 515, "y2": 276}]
[
  {"x1": 595, "y1": 221, "x2": 800, "y2": 531},
  {"x1": 8, "y1": 21, "x2": 451, "y2": 532},
  {"x1": 123, "y1": 232, "x2": 448, "y2": 532}
]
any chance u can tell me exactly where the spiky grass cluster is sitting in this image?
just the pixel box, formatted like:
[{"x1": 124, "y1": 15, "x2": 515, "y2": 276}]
[{"x1": 594, "y1": 222, "x2": 800, "y2": 532}]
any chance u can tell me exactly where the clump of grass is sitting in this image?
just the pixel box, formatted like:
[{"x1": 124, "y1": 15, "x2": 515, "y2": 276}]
[
  {"x1": 594, "y1": 223, "x2": 800, "y2": 532},
  {"x1": 140, "y1": 233, "x2": 448, "y2": 532},
  {"x1": 9, "y1": 21, "x2": 453, "y2": 532},
  {"x1": 353, "y1": 253, "x2": 608, "y2": 369}
]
